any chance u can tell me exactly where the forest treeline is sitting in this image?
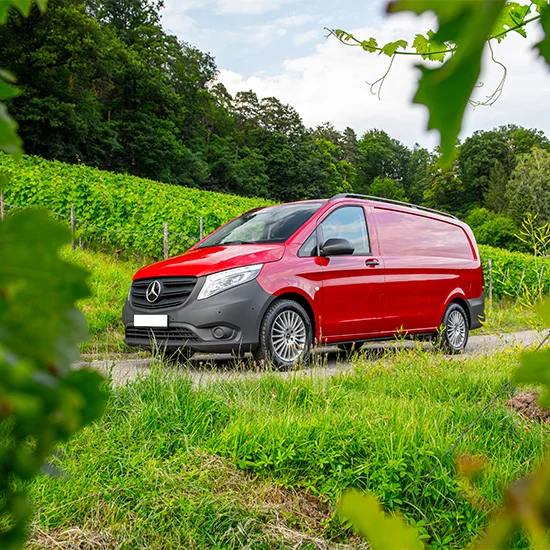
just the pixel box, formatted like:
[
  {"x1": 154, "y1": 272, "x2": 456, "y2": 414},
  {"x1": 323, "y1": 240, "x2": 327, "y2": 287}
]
[{"x1": 2, "y1": 0, "x2": 550, "y2": 252}]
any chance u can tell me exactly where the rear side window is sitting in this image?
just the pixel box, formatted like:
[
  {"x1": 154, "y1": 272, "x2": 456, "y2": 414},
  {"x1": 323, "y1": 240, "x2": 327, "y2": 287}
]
[
  {"x1": 374, "y1": 208, "x2": 473, "y2": 259},
  {"x1": 321, "y1": 206, "x2": 371, "y2": 255}
]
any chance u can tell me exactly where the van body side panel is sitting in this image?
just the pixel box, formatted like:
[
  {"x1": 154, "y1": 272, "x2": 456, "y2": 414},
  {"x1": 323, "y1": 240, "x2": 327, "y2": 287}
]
[{"x1": 373, "y1": 207, "x2": 480, "y2": 332}]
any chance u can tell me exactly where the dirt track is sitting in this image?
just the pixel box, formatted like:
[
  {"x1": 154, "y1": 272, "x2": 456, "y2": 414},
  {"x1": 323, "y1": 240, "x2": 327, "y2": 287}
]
[
  {"x1": 73, "y1": 329, "x2": 549, "y2": 387},
  {"x1": 74, "y1": 331, "x2": 546, "y2": 385}
]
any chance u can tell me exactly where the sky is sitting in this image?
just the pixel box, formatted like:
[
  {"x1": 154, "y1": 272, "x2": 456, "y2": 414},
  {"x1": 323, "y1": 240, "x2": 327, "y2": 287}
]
[{"x1": 161, "y1": 0, "x2": 550, "y2": 149}]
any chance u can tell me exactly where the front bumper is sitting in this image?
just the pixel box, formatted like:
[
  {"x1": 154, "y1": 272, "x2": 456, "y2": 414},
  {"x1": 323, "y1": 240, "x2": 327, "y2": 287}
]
[
  {"x1": 466, "y1": 294, "x2": 485, "y2": 330},
  {"x1": 122, "y1": 279, "x2": 274, "y2": 354}
]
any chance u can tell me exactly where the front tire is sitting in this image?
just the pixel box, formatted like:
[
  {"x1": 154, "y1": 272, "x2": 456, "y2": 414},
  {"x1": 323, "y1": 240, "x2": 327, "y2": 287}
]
[
  {"x1": 254, "y1": 299, "x2": 313, "y2": 370},
  {"x1": 438, "y1": 303, "x2": 469, "y2": 354}
]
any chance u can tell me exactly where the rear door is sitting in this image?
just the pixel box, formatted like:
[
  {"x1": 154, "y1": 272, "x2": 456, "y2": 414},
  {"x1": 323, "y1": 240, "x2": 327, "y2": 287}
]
[{"x1": 316, "y1": 205, "x2": 385, "y2": 341}]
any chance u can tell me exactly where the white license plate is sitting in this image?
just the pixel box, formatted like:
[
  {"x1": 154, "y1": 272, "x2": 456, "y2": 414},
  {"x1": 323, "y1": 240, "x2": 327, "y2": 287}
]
[{"x1": 134, "y1": 315, "x2": 168, "y2": 328}]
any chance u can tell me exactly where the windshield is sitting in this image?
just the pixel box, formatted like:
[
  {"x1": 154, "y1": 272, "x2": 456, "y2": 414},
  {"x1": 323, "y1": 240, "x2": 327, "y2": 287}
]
[{"x1": 198, "y1": 202, "x2": 324, "y2": 248}]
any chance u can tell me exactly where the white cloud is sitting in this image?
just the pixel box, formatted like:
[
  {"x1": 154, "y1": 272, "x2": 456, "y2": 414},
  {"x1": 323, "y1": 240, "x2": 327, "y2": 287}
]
[
  {"x1": 244, "y1": 23, "x2": 288, "y2": 43},
  {"x1": 293, "y1": 29, "x2": 320, "y2": 46},
  {"x1": 216, "y1": 0, "x2": 294, "y2": 15},
  {"x1": 274, "y1": 14, "x2": 312, "y2": 28},
  {"x1": 218, "y1": 13, "x2": 550, "y2": 148},
  {"x1": 219, "y1": 14, "x2": 434, "y2": 145},
  {"x1": 244, "y1": 13, "x2": 314, "y2": 44}
]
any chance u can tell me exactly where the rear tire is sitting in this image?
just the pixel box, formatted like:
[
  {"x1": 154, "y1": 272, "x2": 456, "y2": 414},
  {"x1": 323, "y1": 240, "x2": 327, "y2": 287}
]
[
  {"x1": 438, "y1": 303, "x2": 469, "y2": 354},
  {"x1": 253, "y1": 299, "x2": 313, "y2": 370}
]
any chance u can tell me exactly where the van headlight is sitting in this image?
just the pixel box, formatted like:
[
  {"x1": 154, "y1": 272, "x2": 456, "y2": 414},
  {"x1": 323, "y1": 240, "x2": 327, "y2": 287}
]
[{"x1": 198, "y1": 264, "x2": 264, "y2": 301}]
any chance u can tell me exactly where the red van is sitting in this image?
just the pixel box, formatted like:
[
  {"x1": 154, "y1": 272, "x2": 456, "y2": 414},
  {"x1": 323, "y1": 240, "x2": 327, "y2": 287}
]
[{"x1": 123, "y1": 195, "x2": 485, "y2": 368}]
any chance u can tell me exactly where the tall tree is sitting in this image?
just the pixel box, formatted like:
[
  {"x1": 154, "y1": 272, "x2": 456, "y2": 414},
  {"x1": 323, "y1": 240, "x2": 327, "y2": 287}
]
[
  {"x1": 341, "y1": 127, "x2": 361, "y2": 166},
  {"x1": 485, "y1": 160, "x2": 509, "y2": 213},
  {"x1": 457, "y1": 129, "x2": 511, "y2": 208},
  {"x1": 356, "y1": 129, "x2": 411, "y2": 194},
  {"x1": 506, "y1": 147, "x2": 550, "y2": 225}
]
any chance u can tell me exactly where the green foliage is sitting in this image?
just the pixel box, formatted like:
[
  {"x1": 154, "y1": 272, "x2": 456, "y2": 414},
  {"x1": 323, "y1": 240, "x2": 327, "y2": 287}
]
[
  {"x1": 536, "y1": 3, "x2": 550, "y2": 64},
  {"x1": 63, "y1": 248, "x2": 143, "y2": 354},
  {"x1": 356, "y1": 129, "x2": 412, "y2": 194},
  {"x1": 0, "y1": 211, "x2": 109, "y2": 549},
  {"x1": 338, "y1": 491, "x2": 423, "y2": 549},
  {"x1": 412, "y1": 31, "x2": 447, "y2": 62},
  {"x1": 0, "y1": 153, "x2": 271, "y2": 258},
  {"x1": 423, "y1": 160, "x2": 466, "y2": 215},
  {"x1": 516, "y1": 214, "x2": 550, "y2": 257},
  {"x1": 334, "y1": 2, "x2": 550, "y2": 161}
]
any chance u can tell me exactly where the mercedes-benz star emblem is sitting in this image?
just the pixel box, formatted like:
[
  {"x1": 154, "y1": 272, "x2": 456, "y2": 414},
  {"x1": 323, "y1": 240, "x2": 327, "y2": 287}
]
[{"x1": 146, "y1": 280, "x2": 162, "y2": 303}]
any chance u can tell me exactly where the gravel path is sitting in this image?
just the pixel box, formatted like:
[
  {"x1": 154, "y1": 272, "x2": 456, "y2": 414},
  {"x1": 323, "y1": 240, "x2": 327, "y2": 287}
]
[{"x1": 73, "y1": 329, "x2": 549, "y2": 387}]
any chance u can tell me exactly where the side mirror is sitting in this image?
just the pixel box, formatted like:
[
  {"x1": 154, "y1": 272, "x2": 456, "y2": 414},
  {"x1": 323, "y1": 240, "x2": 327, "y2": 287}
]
[{"x1": 320, "y1": 238, "x2": 355, "y2": 257}]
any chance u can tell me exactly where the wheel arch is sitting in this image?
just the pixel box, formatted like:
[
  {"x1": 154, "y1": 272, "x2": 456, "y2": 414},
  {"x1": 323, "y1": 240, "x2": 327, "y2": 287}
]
[
  {"x1": 447, "y1": 296, "x2": 471, "y2": 328},
  {"x1": 272, "y1": 291, "x2": 317, "y2": 339}
]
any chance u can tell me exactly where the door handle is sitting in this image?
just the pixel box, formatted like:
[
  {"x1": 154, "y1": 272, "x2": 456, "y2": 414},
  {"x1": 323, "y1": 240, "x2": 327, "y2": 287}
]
[{"x1": 365, "y1": 259, "x2": 380, "y2": 267}]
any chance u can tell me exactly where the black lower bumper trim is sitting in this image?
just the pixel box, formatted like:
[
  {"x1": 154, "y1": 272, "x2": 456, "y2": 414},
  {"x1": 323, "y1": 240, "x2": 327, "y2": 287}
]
[{"x1": 466, "y1": 294, "x2": 485, "y2": 330}]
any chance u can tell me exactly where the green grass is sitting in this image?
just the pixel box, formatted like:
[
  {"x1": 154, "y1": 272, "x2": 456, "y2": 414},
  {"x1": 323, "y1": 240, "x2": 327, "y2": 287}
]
[
  {"x1": 28, "y1": 349, "x2": 550, "y2": 549},
  {"x1": 480, "y1": 300, "x2": 542, "y2": 334},
  {"x1": 62, "y1": 248, "x2": 144, "y2": 355}
]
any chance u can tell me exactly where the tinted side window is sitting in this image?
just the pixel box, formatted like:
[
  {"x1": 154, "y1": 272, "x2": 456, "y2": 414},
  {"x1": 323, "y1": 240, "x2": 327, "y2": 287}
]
[
  {"x1": 320, "y1": 206, "x2": 371, "y2": 255},
  {"x1": 374, "y1": 208, "x2": 473, "y2": 259}
]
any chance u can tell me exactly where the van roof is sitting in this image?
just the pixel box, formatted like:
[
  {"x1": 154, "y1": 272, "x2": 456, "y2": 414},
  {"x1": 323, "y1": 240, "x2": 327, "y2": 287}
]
[{"x1": 329, "y1": 194, "x2": 459, "y2": 221}]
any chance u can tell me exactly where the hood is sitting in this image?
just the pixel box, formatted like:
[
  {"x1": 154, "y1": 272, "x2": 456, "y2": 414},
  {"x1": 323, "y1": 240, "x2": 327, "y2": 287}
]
[{"x1": 134, "y1": 243, "x2": 285, "y2": 280}]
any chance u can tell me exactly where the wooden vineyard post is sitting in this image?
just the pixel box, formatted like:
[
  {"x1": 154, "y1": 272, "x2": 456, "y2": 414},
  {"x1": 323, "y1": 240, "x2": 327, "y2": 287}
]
[
  {"x1": 487, "y1": 258, "x2": 493, "y2": 309},
  {"x1": 164, "y1": 222, "x2": 169, "y2": 260},
  {"x1": 71, "y1": 204, "x2": 76, "y2": 251}
]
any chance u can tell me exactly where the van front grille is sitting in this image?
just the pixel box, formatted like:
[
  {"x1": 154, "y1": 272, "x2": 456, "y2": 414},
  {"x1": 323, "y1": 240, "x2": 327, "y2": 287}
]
[
  {"x1": 125, "y1": 327, "x2": 200, "y2": 345},
  {"x1": 131, "y1": 277, "x2": 197, "y2": 310}
]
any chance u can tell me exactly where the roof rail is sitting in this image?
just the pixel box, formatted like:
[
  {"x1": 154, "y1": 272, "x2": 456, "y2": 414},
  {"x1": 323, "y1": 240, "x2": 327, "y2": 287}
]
[{"x1": 329, "y1": 194, "x2": 459, "y2": 220}]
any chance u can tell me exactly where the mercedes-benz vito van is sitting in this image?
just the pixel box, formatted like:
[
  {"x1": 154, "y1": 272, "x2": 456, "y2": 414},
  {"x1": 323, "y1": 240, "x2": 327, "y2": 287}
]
[{"x1": 123, "y1": 195, "x2": 485, "y2": 368}]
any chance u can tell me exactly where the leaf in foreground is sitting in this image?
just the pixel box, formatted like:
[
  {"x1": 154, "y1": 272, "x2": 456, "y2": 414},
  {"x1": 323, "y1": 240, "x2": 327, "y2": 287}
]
[
  {"x1": 388, "y1": 0, "x2": 507, "y2": 162},
  {"x1": 338, "y1": 490, "x2": 423, "y2": 549}
]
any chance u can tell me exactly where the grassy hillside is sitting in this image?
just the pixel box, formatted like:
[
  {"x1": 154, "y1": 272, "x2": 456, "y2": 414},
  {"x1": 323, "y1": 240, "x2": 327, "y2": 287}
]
[
  {"x1": 28, "y1": 350, "x2": 550, "y2": 548},
  {"x1": 1, "y1": 153, "x2": 271, "y2": 259}
]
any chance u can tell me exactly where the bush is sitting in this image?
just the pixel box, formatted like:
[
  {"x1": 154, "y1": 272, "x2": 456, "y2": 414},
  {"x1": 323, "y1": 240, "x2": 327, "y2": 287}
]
[{"x1": 466, "y1": 208, "x2": 524, "y2": 252}]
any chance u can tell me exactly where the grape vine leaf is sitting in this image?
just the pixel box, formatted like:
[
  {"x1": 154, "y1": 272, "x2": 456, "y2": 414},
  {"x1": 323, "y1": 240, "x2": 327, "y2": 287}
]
[
  {"x1": 0, "y1": 0, "x2": 47, "y2": 23},
  {"x1": 338, "y1": 490, "x2": 424, "y2": 550},
  {"x1": 361, "y1": 37, "x2": 379, "y2": 52},
  {"x1": 413, "y1": 31, "x2": 447, "y2": 62},
  {"x1": 388, "y1": 0, "x2": 507, "y2": 162},
  {"x1": 381, "y1": 39, "x2": 408, "y2": 56},
  {"x1": 0, "y1": 209, "x2": 90, "y2": 370},
  {"x1": 535, "y1": 3, "x2": 550, "y2": 65}
]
